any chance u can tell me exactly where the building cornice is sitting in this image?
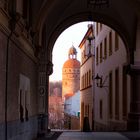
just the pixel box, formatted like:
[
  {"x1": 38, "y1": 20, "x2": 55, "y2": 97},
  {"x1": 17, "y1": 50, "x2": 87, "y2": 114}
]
[
  {"x1": 80, "y1": 85, "x2": 92, "y2": 91},
  {"x1": 0, "y1": 8, "x2": 38, "y2": 63}
]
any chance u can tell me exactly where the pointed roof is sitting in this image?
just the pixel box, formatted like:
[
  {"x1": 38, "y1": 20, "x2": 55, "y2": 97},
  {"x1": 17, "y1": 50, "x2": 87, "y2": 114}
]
[{"x1": 68, "y1": 45, "x2": 77, "y2": 56}]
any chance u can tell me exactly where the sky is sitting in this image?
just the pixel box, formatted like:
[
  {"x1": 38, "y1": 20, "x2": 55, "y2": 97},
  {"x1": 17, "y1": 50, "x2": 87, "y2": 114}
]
[{"x1": 49, "y1": 22, "x2": 90, "y2": 82}]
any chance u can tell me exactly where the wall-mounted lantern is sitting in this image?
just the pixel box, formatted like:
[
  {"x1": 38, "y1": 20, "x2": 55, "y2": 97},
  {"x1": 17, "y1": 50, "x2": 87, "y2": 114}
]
[{"x1": 94, "y1": 73, "x2": 108, "y2": 88}]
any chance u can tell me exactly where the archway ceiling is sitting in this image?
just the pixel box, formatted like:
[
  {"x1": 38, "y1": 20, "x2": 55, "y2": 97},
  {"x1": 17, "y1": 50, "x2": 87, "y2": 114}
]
[{"x1": 32, "y1": 0, "x2": 138, "y2": 62}]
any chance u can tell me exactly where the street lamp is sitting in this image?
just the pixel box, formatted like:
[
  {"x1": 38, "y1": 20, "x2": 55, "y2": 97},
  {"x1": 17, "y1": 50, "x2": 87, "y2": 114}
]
[
  {"x1": 94, "y1": 73, "x2": 103, "y2": 88},
  {"x1": 94, "y1": 73, "x2": 108, "y2": 88}
]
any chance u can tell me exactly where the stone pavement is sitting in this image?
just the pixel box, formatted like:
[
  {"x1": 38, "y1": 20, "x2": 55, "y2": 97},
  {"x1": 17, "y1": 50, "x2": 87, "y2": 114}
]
[
  {"x1": 35, "y1": 131, "x2": 62, "y2": 140},
  {"x1": 57, "y1": 131, "x2": 140, "y2": 140}
]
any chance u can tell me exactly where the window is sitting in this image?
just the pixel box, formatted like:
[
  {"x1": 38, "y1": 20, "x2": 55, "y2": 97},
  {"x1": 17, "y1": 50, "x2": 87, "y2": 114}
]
[
  {"x1": 100, "y1": 23, "x2": 102, "y2": 31},
  {"x1": 100, "y1": 100, "x2": 103, "y2": 119},
  {"x1": 85, "y1": 105, "x2": 89, "y2": 117},
  {"x1": 100, "y1": 42, "x2": 103, "y2": 63},
  {"x1": 115, "y1": 32, "x2": 119, "y2": 51},
  {"x1": 83, "y1": 75, "x2": 85, "y2": 89},
  {"x1": 81, "y1": 102, "x2": 84, "y2": 125},
  {"x1": 109, "y1": 72, "x2": 113, "y2": 119},
  {"x1": 115, "y1": 68, "x2": 119, "y2": 120},
  {"x1": 96, "y1": 22, "x2": 98, "y2": 35},
  {"x1": 89, "y1": 70, "x2": 91, "y2": 85},
  {"x1": 81, "y1": 52, "x2": 83, "y2": 63},
  {"x1": 85, "y1": 73, "x2": 87, "y2": 88},
  {"x1": 122, "y1": 67, "x2": 127, "y2": 120},
  {"x1": 109, "y1": 32, "x2": 112, "y2": 56},
  {"x1": 104, "y1": 37, "x2": 107, "y2": 59},
  {"x1": 87, "y1": 72, "x2": 89, "y2": 86},
  {"x1": 96, "y1": 47, "x2": 98, "y2": 65},
  {"x1": 81, "y1": 76, "x2": 84, "y2": 89},
  {"x1": 86, "y1": 72, "x2": 88, "y2": 87}
]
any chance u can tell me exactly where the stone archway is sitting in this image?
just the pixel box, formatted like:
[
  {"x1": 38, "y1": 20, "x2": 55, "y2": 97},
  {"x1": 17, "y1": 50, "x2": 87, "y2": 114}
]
[
  {"x1": 34, "y1": 0, "x2": 137, "y2": 62},
  {"x1": 34, "y1": 0, "x2": 140, "y2": 132}
]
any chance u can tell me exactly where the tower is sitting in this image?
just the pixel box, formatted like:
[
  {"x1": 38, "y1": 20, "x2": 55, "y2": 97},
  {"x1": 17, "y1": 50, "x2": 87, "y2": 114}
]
[{"x1": 62, "y1": 46, "x2": 80, "y2": 98}]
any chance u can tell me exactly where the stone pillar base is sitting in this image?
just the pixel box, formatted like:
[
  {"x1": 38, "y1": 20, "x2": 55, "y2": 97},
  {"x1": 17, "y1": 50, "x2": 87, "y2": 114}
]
[
  {"x1": 127, "y1": 112, "x2": 140, "y2": 131},
  {"x1": 37, "y1": 114, "x2": 48, "y2": 137},
  {"x1": 127, "y1": 65, "x2": 140, "y2": 131}
]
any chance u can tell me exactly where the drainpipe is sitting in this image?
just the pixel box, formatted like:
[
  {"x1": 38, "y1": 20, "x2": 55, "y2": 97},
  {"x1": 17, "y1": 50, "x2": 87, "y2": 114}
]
[{"x1": 5, "y1": 14, "x2": 20, "y2": 140}]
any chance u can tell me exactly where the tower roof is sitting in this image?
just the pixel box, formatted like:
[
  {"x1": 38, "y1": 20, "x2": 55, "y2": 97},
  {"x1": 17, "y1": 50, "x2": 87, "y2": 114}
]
[
  {"x1": 63, "y1": 59, "x2": 80, "y2": 68},
  {"x1": 68, "y1": 45, "x2": 77, "y2": 56}
]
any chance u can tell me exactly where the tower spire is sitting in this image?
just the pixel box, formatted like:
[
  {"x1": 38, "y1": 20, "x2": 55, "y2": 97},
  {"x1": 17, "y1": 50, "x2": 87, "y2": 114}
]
[{"x1": 68, "y1": 45, "x2": 77, "y2": 59}]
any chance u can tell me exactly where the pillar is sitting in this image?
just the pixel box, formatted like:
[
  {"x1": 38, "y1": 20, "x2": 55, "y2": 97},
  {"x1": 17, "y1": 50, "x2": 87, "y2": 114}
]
[
  {"x1": 37, "y1": 57, "x2": 53, "y2": 136},
  {"x1": 128, "y1": 65, "x2": 140, "y2": 131}
]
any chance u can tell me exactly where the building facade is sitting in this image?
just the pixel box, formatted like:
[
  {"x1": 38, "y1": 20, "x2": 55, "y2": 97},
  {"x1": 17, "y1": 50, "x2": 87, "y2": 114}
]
[
  {"x1": 94, "y1": 23, "x2": 131, "y2": 131},
  {"x1": 79, "y1": 24, "x2": 95, "y2": 131}
]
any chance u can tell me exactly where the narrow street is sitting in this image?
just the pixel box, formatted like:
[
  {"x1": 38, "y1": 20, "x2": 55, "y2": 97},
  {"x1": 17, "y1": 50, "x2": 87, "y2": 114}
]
[{"x1": 56, "y1": 131, "x2": 140, "y2": 140}]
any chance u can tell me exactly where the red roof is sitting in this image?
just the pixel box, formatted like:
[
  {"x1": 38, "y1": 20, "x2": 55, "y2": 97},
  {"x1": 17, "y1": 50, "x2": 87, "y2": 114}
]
[
  {"x1": 63, "y1": 59, "x2": 80, "y2": 68},
  {"x1": 64, "y1": 92, "x2": 74, "y2": 98}
]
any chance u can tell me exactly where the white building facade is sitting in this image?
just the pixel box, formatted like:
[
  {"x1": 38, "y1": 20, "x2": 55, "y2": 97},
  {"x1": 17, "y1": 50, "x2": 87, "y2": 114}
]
[
  {"x1": 64, "y1": 91, "x2": 80, "y2": 117},
  {"x1": 94, "y1": 23, "x2": 131, "y2": 131}
]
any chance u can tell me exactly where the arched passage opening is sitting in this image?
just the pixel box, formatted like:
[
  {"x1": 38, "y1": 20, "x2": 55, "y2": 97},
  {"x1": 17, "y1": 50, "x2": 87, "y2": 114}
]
[
  {"x1": 36, "y1": 0, "x2": 140, "y2": 134},
  {"x1": 47, "y1": 21, "x2": 130, "y2": 132}
]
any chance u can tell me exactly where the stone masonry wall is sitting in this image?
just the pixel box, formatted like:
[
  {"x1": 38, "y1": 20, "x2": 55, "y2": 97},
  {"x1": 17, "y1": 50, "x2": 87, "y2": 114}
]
[{"x1": 0, "y1": 29, "x2": 38, "y2": 139}]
